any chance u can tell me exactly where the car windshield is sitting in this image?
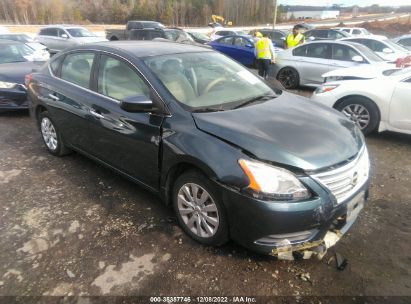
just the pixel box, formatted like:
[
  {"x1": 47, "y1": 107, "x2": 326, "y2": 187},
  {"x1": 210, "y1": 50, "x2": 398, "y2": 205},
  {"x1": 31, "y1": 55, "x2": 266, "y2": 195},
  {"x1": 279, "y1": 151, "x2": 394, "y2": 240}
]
[
  {"x1": 353, "y1": 44, "x2": 385, "y2": 62},
  {"x1": 67, "y1": 28, "x2": 96, "y2": 37},
  {"x1": 237, "y1": 31, "x2": 247, "y2": 35},
  {"x1": 383, "y1": 39, "x2": 409, "y2": 52},
  {"x1": 144, "y1": 52, "x2": 276, "y2": 111},
  {"x1": 0, "y1": 43, "x2": 35, "y2": 64}
]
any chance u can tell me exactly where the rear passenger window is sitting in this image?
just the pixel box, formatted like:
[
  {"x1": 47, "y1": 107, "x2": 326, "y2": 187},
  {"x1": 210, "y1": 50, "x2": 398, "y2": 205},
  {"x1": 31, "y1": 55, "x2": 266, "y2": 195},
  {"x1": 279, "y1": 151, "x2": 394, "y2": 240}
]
[
  {"x1": 61, "y1": 52, "x2": 95, "y2": 88},
  {"x1": 306, "y1": 44, "x2": 331, "y2": 59},
  {"x1": 353, "y1": 29, "x2": 361, "y2": 35},
  {"x1": 41, "y1": 28, "x2": 58, "y2": 37},
  {"x1": 292, "y1": 45, "x2": 307, "y2": 57},
  {"x1": 218, "y1": 36, "x2": 234, "y2": 45},
  {"x1": 97, "y1": 55, "x2": 150, "y2": 101}
]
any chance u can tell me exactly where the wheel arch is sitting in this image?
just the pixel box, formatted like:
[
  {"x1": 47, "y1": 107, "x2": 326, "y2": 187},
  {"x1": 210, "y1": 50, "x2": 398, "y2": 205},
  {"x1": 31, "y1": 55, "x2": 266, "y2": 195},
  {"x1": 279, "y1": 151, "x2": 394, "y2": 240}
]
[
  {"x1": 35, "y1": 105, "x2": 48, "y2": 129},
  {"x1": 333, "y1": 94, "x2": 381, "y2": 122},
  {"x1": 276, "y1": 66, "x2": 300, "y2": 88},
  {"x1": 162, "y1": 160, "x2": 218, "y2": 206}
]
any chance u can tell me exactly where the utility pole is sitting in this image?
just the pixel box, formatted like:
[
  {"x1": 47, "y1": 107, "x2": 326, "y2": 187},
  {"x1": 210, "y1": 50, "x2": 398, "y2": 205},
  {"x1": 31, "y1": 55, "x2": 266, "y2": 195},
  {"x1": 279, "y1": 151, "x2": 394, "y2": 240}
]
[{"x1": 272, "y1": 0, "x2": 278, "y2": 29}]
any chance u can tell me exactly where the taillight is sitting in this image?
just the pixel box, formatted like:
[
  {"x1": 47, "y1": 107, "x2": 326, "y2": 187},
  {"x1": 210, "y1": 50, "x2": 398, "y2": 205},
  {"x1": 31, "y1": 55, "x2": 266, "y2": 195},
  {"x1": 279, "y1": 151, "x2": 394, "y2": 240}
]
[{"x1": 24, "y1": 73, "x2": 32, "y2": 87}]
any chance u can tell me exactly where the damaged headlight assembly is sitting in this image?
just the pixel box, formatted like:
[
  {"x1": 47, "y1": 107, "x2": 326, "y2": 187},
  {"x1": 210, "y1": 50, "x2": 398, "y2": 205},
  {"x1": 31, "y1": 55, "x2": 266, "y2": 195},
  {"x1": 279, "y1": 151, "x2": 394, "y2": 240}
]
[{"x1": 238, "y1": 159, "x2": 310, "y2": 201}]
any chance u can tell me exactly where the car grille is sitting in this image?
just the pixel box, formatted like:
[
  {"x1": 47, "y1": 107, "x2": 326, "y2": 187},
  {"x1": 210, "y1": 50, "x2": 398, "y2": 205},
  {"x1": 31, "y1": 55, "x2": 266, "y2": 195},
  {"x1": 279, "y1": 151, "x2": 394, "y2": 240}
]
[{"x1": 311, "y1": 147, "x2": 369, "y2": 204}]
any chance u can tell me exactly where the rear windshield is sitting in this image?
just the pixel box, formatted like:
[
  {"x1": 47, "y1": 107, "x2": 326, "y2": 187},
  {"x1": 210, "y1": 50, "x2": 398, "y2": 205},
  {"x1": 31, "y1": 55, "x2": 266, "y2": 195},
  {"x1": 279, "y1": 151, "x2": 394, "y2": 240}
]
[
  {"x1": 353, "y1": 44, "x2": 385, "y2": 62},
  {"x1": 383, "y1": 39, "x2": 409, "y2": 52}
]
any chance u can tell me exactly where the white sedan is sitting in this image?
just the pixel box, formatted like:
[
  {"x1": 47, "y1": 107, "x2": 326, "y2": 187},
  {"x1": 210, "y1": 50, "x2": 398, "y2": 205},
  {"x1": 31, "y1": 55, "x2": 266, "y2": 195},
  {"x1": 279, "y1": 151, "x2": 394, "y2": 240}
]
[{"x1": 311, "y1": 67, "x2": 411, "y2": 135}]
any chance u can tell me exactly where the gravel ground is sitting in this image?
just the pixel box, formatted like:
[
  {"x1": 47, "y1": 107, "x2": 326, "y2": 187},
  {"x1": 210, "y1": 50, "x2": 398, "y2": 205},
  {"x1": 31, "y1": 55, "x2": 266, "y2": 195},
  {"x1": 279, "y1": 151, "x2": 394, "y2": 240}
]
[{"x1": 0, "y1": 106, "x2": 410, "y2": 301}]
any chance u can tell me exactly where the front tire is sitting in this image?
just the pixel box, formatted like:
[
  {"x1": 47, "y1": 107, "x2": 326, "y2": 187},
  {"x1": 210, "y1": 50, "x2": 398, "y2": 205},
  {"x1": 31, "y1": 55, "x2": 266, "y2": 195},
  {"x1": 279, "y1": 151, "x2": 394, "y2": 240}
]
[
  {"x1": 38, "y1": 111, "x2": 71, "y2": 156},
  {"x1": 172, "y1": 170, "x2": 229, "y2": 246},
  {"x1": 277, "y1": 67, "x2": 299, "y2": 89},
  {"x1": 335, "y1": 96, "x2": 379, "y2": 135}
]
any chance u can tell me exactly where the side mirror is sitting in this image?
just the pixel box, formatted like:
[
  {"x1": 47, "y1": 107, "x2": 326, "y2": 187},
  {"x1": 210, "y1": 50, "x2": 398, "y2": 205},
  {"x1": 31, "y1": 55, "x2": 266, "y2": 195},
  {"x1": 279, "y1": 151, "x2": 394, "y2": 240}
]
[
  {"x1": 281, "y1": 37, "x2": 286, "y2": 41},
  {"x1": 61, "y1": 34, "x2": 69, "y2": 39},
  {"x1": 382, "y1": 47, "x2": 393, "y2": 54},
  {"x1": 352, "y1": 55, "x2": 364, "y2": 63},
  {"x1": 120, "y1": 95, "x2": 155, "y2": 112},
  {"x1": 308, "y1": 36, "x2": 315, "y2": 41},
  {"x1": 245, "y1": 43, "x2": 253, "y2": 48}
]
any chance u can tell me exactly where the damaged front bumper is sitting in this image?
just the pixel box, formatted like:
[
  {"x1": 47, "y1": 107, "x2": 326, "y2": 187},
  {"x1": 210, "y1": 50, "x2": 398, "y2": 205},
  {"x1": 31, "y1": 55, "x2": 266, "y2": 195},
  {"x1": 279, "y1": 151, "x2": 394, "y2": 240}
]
[
  {"x1": 272, "y1": 190, "x2": 366, "y2": 260},
  {"x1": 221, "y1": 177, "x2": 369, "y2": 259}
]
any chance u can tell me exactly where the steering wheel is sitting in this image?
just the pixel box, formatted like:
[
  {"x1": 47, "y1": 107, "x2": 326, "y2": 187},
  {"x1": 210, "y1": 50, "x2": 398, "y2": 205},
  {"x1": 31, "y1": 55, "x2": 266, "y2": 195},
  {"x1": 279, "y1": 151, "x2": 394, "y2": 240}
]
[{"x1": 204, "y1": 77, "x2": 227, "y2": 94}]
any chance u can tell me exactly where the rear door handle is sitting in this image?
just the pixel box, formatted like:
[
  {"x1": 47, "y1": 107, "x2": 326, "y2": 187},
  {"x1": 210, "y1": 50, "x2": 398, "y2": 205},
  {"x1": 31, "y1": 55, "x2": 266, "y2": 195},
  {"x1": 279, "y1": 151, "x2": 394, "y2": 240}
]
[
  {"x1": 90, "y1": 109, "x2": 104, "y2": 119},
  {"x1": 48, "y1": 93, "x2": 60, "y2": 101}
]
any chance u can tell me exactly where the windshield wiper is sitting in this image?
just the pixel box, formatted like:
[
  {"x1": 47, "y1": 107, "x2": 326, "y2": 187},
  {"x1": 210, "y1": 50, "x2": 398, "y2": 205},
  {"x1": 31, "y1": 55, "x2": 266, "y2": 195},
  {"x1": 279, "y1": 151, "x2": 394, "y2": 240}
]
[
  {"x1": 192, "y1": 107, "x2": 226, "y2": 113},
  {"x1": 233, "y1": 94, "x2": 277, "y2": 109}
]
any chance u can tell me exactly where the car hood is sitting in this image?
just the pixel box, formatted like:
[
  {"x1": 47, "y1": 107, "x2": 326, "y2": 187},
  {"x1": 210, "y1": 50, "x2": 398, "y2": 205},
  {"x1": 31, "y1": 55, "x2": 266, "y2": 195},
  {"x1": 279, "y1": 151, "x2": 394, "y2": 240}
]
[
  {"x1": 192, "y1": 91, "x2": 364, "y2": 171},
  {"x1": 322, "y1": 63, "x2": 397, "y2": 79},
  {"x1": 0, "y1": 61, "x2": 45, "y2": 84}
]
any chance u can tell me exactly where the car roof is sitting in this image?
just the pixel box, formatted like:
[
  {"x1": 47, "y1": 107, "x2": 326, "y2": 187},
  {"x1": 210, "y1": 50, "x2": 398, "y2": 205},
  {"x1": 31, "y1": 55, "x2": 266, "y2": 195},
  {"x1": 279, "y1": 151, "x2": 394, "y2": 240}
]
[
  {"x1": 342, "y1": 35, "x2": 387, "y2": 41},
  {"x1": 40, "y1": 24, "x2": 84, "y2": 29},
  {"x1": 75, "y1": 40, "x2": 213, "y2": 57}
]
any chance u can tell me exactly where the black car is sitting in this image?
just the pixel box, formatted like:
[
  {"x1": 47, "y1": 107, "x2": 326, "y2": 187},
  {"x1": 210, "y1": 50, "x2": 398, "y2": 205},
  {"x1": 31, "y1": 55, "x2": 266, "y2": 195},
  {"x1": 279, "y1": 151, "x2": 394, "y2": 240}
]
[
  {"x1": 28, "y1": 41, "x2": 370, "y2": 257},
  {"x1": 249, "y1": 28, "x2": 288, "y2": 48},
  {"x1": 0, "y1": 40, "x2": 44, "y2": 111},
  {"x1": 304, "y1": 29, "x2": 350, "y2": 41},
  {"x1": 187, "y1": 31, "x2": 211, "y2": 44}
]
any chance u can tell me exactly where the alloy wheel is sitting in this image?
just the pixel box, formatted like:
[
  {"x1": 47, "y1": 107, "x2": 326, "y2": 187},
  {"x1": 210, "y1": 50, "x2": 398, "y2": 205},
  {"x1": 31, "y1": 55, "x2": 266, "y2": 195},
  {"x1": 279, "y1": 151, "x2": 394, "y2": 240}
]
[
  {"x1": 341, "y1": 104, "x2": 370, "y2": 130},
  {"x1": 177, "y1": 183, "x2": 219, "y2": 238},
  {"x1": 41, "y1": 117, "x2": 58, "y2": 151},
  {"x1": 278, "y1": 69, "x2": 296, "y2": 89}
]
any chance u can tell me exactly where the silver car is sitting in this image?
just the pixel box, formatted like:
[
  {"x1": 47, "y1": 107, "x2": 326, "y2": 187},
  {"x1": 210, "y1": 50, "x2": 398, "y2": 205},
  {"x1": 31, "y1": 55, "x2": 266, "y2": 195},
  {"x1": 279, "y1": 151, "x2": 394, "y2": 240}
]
[
  {"x1": 273, "y1": 41, "x2": 386, "y2": 89},
  {"x1": 36, "y1": 25, "x2": 107, "y2": 54}
]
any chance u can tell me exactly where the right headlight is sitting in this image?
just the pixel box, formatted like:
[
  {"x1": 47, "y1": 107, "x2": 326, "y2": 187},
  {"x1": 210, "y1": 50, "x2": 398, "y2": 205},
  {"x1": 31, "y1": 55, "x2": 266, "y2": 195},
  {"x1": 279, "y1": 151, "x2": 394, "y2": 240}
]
[{"x1": 238, "y1": 159, "x2": 310, "y2": 201}]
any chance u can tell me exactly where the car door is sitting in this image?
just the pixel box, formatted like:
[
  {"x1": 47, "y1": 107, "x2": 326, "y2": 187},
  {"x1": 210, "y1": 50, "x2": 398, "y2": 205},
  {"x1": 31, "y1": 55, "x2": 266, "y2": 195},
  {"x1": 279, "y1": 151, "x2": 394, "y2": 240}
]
[
  {"x1": 56, "y1": 28, "x2": 76, "y2": 51},
  {"x1": 330, "y1": 44, "x2": 365, "y2": 70},
  {"x1": 86, "y1": 53, "x2": 163, "y2": 188},
  {"x1": 38, "y1": 51, "x2": 98, "y2": 151},
  {"x1": 388, "y1": 77, "x2": 411, "y2": 131},
  {"x1": 232, "y1": 37, "x2": 254, "y2": 66},
  {"x1": 294, "y1": 43, "x2": 331, "y2": 85},
  {"x1": 212, "y1": 36, "x2": 235, "y2": 55}
]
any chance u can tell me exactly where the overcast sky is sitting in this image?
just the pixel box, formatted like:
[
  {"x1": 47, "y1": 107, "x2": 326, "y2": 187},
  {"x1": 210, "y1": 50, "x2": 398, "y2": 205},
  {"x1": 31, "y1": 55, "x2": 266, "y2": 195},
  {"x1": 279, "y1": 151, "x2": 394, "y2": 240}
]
[{"x1": 278, "y1": 0, "x2": 411, "y2": 6}]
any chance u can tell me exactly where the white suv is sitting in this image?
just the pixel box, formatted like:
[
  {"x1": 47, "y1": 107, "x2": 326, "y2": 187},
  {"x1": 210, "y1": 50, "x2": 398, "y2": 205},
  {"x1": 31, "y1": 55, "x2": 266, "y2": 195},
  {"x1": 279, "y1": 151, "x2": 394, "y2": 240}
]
[{"x1": 36, "y1": 25, "x2": 107, "y2": 54}]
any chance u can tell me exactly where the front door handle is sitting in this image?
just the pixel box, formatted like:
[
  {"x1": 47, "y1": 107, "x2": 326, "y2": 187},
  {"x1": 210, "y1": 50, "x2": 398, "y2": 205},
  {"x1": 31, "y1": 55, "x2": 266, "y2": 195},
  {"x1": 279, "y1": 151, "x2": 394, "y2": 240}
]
[
  {"x1": 48, "y1": 93, "x2": 60, "y2": 101},
  {"x1": 90, "y1": 109, "x2": 104, "y2": 119}
]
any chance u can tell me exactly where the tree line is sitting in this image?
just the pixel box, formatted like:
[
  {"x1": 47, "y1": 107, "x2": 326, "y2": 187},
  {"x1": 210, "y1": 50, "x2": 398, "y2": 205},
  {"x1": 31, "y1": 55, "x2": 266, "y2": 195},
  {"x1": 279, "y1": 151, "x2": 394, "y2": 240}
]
[{"x1": 0, "y1": 0, "x2": 277, "y2": 26}]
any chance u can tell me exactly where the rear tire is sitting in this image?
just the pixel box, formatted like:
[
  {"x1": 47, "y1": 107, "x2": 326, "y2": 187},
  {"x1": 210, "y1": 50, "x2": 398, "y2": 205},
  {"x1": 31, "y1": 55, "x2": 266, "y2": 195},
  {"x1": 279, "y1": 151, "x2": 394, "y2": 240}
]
[
  {"x1": 277, "y1": 67, "x2": 300, "y2": 89},
  {"x1": 172, "y1": 170, "x2": 229, "y2": 246},
  {"x1": 38, "y1": 111, "x2": 71, "y2": 156},
  {"x1": 335, "y1": 96, "x2": 379, "y2": 136}
]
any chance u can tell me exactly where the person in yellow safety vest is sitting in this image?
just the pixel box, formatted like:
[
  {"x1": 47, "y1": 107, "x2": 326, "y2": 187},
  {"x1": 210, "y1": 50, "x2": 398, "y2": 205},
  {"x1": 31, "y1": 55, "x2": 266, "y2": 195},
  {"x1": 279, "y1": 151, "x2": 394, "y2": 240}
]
[
  {"x1": 285, "y1": 25, "x2": 305, "y2": 49},
  {"x1": 254, "y1": 32, "x2": 276, "y2": 79}
]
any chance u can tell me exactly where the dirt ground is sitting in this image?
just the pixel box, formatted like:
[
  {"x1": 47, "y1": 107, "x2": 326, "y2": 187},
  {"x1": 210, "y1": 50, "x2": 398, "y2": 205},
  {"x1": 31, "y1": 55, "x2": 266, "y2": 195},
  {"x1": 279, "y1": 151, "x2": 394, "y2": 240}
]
[{"x1": 0, "y1": 100, "x2": 410, "y2": 302}]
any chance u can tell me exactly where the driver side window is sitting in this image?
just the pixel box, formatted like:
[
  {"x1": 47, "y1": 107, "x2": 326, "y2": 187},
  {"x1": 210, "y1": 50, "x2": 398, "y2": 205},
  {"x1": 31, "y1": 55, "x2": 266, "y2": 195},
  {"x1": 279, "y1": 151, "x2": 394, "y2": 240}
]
[{"x1": 97, "y1": 55, "x2": 150, "y2": 101}]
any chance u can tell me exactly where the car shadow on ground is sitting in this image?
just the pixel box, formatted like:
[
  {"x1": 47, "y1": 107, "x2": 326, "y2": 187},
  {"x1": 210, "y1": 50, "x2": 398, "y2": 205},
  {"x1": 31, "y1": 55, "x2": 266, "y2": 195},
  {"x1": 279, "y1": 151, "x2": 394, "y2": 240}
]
[{"x1": 368, "y1": 131, "x2": 411, "y2": 146}]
